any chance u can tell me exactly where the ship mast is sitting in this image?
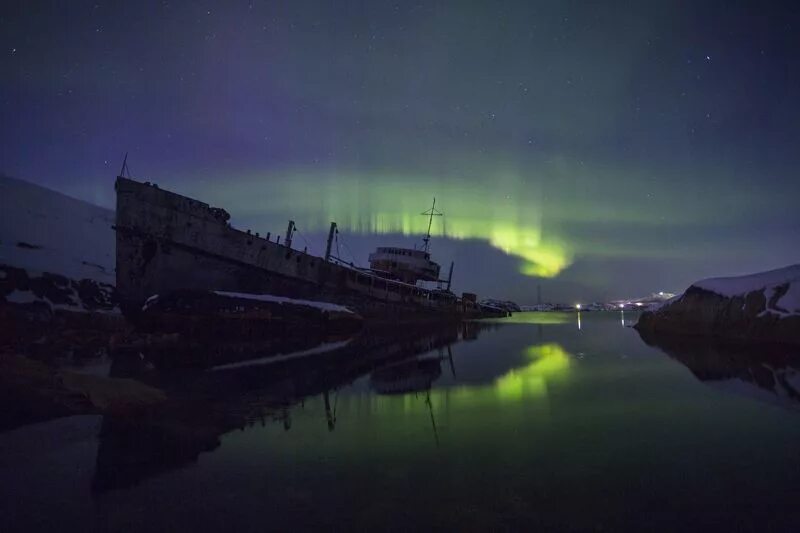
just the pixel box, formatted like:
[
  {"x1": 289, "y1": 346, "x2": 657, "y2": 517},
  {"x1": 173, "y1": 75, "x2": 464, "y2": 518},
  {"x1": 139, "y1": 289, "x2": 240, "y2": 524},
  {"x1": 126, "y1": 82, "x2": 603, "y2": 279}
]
[
  {"x1": 420, "y1": 197, "x2": 442, "y2": 253},
  {"x1": 118, "y1": 152, "x2": 130, "y2": 178}
]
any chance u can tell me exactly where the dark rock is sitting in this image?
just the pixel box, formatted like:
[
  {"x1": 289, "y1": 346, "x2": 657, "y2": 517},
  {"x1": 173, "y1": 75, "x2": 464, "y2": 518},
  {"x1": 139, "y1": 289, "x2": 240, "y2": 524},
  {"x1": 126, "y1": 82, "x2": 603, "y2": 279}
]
[
  {"x1": 0, "y1": 263, "x2": 123, "y2": 360},
  {"x1": 0, "y1": 354, "x2": 165, "y2": 431},
  {"x1": 74, "y1": 278, "x2": 117, "y2": 311},
  {"x1": 636, "y1": 285, "x2": 800, "y2": 345}
]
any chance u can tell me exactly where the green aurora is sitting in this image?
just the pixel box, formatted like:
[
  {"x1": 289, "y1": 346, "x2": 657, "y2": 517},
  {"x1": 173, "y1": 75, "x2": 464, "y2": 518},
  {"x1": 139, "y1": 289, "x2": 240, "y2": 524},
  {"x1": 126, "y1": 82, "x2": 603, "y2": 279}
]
[{"x1": 186, "y1": 152, "x2": 795, "y2": 285}]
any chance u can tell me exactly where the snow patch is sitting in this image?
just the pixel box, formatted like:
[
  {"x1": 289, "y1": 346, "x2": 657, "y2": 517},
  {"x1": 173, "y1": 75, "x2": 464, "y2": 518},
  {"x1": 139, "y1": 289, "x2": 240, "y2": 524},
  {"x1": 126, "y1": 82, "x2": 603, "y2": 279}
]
[
  {"x1": 692, "y1": 264, "x2": 800, "y2": 318},
  {"x1": 785, "y1": 370, "x2": 800, "y2": 395},
  {"x1": 693, "y1": 264, "x2": 800, "y2": 298},
  {"x1": 213, "y1": 291, "x2": 354, "y2": 314},
  {"x1": 777, "y1": 282, "x2": 800, "y2": 313},
  {"x1": 5, "y1": 289, "x2": 38, "y2": 304},
  {"x1": 142, "y1": 294, "x2": 160, "y2": 311}
]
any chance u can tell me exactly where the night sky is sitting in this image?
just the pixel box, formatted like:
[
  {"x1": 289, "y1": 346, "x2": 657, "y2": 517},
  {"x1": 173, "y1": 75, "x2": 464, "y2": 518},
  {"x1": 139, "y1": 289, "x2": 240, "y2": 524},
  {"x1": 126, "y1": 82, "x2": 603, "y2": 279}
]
[{"x1": 2, "y1": 1, "x2": 799, "y2": 303}]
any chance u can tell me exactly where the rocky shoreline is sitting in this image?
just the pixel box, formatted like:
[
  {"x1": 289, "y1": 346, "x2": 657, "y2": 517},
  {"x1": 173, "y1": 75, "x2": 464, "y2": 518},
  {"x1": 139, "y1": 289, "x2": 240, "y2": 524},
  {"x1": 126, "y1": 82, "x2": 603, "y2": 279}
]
[
  {"x1": 0, "y1": 354, "x2": 165, "y2": 431},
  {"x1": 0, "y1": 262, "x2": 366, "y2": 429}
]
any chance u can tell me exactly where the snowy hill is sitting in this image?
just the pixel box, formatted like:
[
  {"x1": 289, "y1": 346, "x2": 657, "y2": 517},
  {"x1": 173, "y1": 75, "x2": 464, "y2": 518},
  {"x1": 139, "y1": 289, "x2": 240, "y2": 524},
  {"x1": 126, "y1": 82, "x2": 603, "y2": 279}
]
[
  {"x1": 693, "y1": 265, "x2": 800, "y2": 317},
  {"x1": 0, "y1": 175, "x2": 115, "y2": 283}
]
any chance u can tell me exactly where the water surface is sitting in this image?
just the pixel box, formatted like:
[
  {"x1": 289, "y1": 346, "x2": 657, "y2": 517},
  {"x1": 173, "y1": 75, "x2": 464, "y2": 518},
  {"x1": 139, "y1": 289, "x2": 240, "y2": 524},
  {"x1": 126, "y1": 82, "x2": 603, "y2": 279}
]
[{"x1": 2, "y1": 312, "x2": 799, "y2": 532}]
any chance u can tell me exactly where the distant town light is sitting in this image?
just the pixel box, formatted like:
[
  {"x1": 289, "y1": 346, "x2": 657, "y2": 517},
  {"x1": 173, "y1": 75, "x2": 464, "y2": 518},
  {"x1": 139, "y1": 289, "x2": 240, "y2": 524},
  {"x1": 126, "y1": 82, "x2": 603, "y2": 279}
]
[
  {"x1": 635, "y1": 302, "x2": 643, "y2": 307},
  {"x1": 575, "y1": 304, "x2": 581, "y2": 310},
  {"x1": 619, "y1": 304, "x2": 625, "y2": 309},
  {"x1": 658, "y1": 291, "x2": 664, "y2": 296}
]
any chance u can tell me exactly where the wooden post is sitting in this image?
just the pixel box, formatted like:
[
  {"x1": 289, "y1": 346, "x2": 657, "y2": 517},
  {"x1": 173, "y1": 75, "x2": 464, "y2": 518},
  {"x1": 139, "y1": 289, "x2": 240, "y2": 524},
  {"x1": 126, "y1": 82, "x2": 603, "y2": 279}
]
[
  {"x1": 325, "y1": 222, "x2": 337, "y2": 261},
  {"x1": 446, "y1": 261, "x2": 454, "y2": 291},
  {"x1": 284, "y1": 220, "x2": 295, "y2": 249}
]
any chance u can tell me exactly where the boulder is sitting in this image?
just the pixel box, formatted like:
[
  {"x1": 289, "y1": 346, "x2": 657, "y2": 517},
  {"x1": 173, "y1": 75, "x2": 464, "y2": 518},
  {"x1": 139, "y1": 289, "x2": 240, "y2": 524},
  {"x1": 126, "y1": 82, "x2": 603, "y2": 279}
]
[{"x1": 636, "y1": 265, "x2": 800, "y2": 345}]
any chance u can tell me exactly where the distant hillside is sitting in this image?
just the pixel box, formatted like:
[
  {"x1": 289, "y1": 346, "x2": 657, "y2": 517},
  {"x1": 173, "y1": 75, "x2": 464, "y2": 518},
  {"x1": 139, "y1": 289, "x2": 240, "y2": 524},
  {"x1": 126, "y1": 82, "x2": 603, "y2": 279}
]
[{"x1": 0, "y1": 175, "x2": 114, "y2": 283}]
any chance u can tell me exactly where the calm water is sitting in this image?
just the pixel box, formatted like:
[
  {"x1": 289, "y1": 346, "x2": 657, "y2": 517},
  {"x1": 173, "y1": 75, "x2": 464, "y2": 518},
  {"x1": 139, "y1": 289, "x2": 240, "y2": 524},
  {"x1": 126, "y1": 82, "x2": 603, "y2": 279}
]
[{"x1": 2, "y1": 312, "x2": 800, "y2": 532}]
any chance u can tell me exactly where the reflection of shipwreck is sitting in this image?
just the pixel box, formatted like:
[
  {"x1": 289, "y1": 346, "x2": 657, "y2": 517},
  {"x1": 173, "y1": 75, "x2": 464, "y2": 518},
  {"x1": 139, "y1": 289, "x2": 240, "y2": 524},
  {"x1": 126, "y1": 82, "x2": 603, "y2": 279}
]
[
  {"x1": 368, "y1": 346, "x2": 457, "y2": 447},
  {"x1": 370, "y1": 357, "x2": 443, "y2": 395},
  {"x1": 639, "y1": 330, "x2": 800, "y2": 410},
  {"x1": 92, "y1": 322, "x2": 487, "y2": 493}
]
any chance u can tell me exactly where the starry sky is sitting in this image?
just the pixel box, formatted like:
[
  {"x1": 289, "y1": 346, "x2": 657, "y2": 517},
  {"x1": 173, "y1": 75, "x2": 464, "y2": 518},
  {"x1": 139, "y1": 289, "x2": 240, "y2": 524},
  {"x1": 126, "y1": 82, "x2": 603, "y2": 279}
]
[{"x1": 2, "y1": 1, "x2": 799, "y2": 303}]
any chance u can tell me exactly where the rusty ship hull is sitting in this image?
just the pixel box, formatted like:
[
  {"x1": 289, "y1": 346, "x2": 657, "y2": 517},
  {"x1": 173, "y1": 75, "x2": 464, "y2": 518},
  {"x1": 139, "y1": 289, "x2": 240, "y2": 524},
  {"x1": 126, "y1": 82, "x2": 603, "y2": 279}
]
[{"x1": 114, "y1": 177, "x2": 496, "y2": 321}]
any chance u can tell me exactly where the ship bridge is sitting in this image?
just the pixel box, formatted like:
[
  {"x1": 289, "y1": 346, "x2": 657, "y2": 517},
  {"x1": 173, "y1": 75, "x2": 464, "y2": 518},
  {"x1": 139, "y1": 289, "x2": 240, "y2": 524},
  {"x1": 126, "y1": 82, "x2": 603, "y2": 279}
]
[{"x1": 368, "y1": 247, "x2": 441, "y2": 284}]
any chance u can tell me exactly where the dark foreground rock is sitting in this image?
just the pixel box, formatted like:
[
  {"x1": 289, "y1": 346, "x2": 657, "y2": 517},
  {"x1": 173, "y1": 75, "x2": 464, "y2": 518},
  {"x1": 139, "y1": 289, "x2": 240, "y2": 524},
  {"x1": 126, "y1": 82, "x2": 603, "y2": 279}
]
[
  {"x1": 0, "y1": 263, "x2": 116, "y2": 312},
  {"x1": 635, "y1": 265, "x2": 800, "y2": 346},
  {"x1": 0, "y1": 354, "x2": 165, "y2": 431},
  {"x1": 0, "y1": 263, "x2": 124, "y2": 360}
]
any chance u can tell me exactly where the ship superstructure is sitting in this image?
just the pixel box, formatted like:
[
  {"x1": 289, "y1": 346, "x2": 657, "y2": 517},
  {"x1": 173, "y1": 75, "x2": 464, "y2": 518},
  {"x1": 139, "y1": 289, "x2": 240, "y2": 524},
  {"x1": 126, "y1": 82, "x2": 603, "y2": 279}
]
[
  {"x1": 368, "y1": 247, "x2": 440, "y2": 283},
  {"x1": 367, "y1": 199, "x2": 449, "y2": 285}
]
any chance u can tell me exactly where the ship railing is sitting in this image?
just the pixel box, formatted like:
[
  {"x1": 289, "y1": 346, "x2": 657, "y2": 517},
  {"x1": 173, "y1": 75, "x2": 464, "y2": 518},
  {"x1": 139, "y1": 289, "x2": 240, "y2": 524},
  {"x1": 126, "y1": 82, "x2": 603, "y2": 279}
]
[{"x1": 332, "y1": 255, "x2": 459, "y2": 305}]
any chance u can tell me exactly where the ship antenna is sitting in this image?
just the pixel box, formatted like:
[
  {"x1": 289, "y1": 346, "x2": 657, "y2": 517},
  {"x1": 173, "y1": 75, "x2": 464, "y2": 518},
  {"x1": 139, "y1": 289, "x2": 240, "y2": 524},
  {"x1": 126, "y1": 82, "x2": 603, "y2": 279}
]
[
  {"x1": 421, "y1": 197, "x2": 443, "y2": 253},
  {"x1": 119, "y1": 152, "x2": 130, "y2": 178}
]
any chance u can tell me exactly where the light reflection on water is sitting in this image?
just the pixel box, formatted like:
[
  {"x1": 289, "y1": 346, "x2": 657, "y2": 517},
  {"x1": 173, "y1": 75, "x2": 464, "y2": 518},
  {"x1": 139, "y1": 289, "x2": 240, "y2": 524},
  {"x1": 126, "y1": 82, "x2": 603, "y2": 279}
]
[{"x1": 2, "y1": 312, "x2": 800, "y2": 532}]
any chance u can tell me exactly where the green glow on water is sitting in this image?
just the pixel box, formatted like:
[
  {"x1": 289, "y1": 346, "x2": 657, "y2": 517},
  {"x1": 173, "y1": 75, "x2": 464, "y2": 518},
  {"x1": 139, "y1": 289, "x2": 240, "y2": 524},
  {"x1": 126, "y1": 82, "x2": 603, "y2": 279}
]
[
  {"x1": 427, "y1": 342, "x2": 572, "y2": 406},
  {"x1": 491, "y1": 342, "x2": 572, "y2": 401},
  {"x1": 480, "y1": 312, "x2": 573, "y2": 325}
]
